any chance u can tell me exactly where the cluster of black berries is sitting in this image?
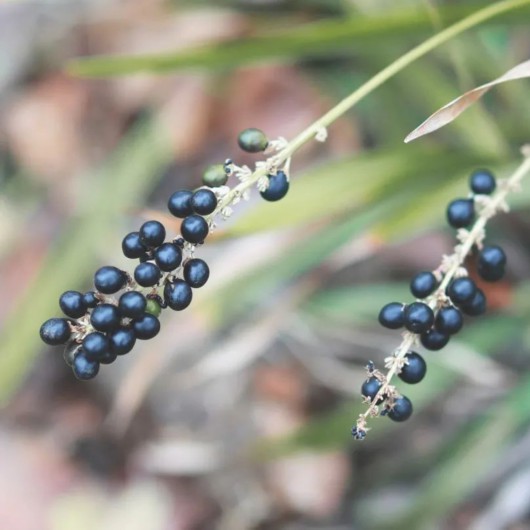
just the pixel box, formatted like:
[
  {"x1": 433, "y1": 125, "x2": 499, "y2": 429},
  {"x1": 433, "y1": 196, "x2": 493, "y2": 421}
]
[
  {"x1": 353, "y1": 169, "x2": 506, "y2": 438},
  {"x1": 39, "y1": 128, "x2": 291, "y2": 380}
]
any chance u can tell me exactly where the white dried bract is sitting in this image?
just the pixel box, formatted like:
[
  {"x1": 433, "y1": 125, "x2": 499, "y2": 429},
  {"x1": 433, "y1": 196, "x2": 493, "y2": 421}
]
[
  {"x1": 315, "y1": 126, "x2": 328, "y2": 142},
  {"x1": 257, "y1": 175, "x2": 270, "y2": 192},
  {"x1": 265, "y1": 136, "x2": 289, "y2": 154},
  {"x1": 220, "y1": 207, "x2": 233, "y2": 220}
]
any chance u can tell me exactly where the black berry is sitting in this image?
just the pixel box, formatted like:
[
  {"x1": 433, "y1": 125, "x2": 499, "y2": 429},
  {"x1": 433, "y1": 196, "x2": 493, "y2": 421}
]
[
  {"x1": 82, "y1": 332, "x2": 110, "y2": 361},
  {"x1": 139, "y1": 220, "x2": 166, "y2": 248},
  {"x1": 398, "y1": 352, "x2": 426, "y2": 384},
  {"x1": 154, "y1": 243, "x2": 182, "y2": 272},
  {"x1": 420, "y1": 328, "x2": 450, "y2": 350},
  {"x1": 168, "y1": 190, "x2": 194, "y2": 218},
  {"x1": 461, "y1": 288, "x2": 486, "y2": 316},
  {"x1": 90, "y1": 304, "x2": 121, "y2": 332},
  {"x1": 181, "y1": 215, "x2": 209, "y2": 244},
  {"x1": 403, "y1": 302, "x2": 434, "y2": 333},
  {"x1": 191, "y1": 189, "x2": 217, "y2": 215},
  {"x1": 40, "y1": 318, "x2": 71, "y2": 345},
  {"x1": 164, "y1": 279, "x2": 193, "y2": 311},
  {"x1": 388, "y1": 396, "x2": 413, "y2": 422},
  {"x1": 361, "y1": 377, "x2": 385, "y2": 404},
  {"x1": 260, "y1": 171, "x2": 289, "y2": 202},
  {"x1": 94, "y1": 266, "x2": 127, "y2": 294},
  {"x1": 133, "y1": 313, "x2": 160, "y2": 340},
  {"x1": 63, "y1": 342, "x2": 82, "y2": 367},
  {"x1": 447, "y1": 277, "x2": 477, "y2": 305},
  {"x1": 478, "y1": 245, "x2": 506, "y2": 282},
  {"x1": 378, "y1": 302, "x2": 405, "y2": 329},
  {"x1": 72, "y1": 352, "x2": 100, "y2": 380},
  {"x1": 410, "y1": 271, "x2": 437, "y2": 299},
  {"x1": 108, "y1": 327, "x2": 136, "y2": 355},
  {"x1": 435, "y1": 306, "x2": 463, "y2": 335},
  {"x1": 83, "y1": 291, "x2": 99, "y2": 308},
  {"x1": 59, "y1": 290, "x2": 87, "y2": 319},
  {"x1": 118, "y1": 291, "x2": 147, "y2": 319},
  {"x1": 183, "y1": 259, "x2": 210, "y2": 288},
  {"x1": 122, "y1": 232, "x2": 147, "y2": 259},
  {"x1": 470, "y1": 169, "x2": 496, "y2": 195},
  {"x1": 134, "y1": 262, "x2": 161, "y2": 287},
  {"x1": 447, "y1": 198, "x2": 474, "y2": 228}
]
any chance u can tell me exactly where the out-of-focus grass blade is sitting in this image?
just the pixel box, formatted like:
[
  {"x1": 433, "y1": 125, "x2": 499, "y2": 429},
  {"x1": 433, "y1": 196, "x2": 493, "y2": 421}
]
[
  {"x1": 227, "y1": 146, "x2": 501, "y2": 237},
  {"x1": 0, "y1": 120, "x2": 173, "y2": 404},
  {"x1": 67, "y1": 4, "x2": 530, "y2": 77}
]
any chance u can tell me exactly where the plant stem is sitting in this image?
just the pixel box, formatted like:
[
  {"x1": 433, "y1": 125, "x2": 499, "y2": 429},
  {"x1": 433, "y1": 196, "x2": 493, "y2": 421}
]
[{"x1": 209, "y1": 0, "x2": 530, "y2": 219}]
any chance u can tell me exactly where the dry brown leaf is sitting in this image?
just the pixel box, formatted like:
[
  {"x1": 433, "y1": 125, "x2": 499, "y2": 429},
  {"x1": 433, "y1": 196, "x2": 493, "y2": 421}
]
[{"x1": 405, "y1": 59, "x2": 530, "y2": 143}]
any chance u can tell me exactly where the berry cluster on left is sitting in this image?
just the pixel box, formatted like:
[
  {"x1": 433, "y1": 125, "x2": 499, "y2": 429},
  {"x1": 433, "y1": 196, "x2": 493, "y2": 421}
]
[{"x1": 39, "y1": 128, "x2": 292, "y2": 380}]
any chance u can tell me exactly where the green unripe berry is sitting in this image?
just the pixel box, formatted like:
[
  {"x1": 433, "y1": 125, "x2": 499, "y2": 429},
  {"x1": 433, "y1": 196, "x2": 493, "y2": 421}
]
[
  {"x1": 145, "y1": 298, "x2": 161, "y2": 317},
  {"x1": 237, "y1": 128, "x2": 268, "y2": 153},
  {"x1": 202, "y1": 164, "x2": 228, "y2": 188}
]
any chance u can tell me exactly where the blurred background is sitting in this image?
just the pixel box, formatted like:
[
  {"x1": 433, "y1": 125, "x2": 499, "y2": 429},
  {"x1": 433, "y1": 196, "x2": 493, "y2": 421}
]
[{"x1": 1, "y1": 0, "x2": 530, "y2": 529}]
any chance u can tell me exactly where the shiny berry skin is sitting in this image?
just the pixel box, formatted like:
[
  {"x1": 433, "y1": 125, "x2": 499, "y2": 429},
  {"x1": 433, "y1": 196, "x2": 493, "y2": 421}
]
[
  {"x1": 237, "y1": 128, "x2": 268, "y2": 153},
  {"x1": 435, "y1": 306, "x2": 463, "y2": 335},
  {"x1": 82, "y1": 332, "x2": 110, "y2": 361},
  {"x1": 118, "y1": 291, "x2": 147, "y2": 319},
  {"x1": 154, "y1": 243, "x2": 182, "y2": 272},
  {"x1": 98, "y1": 350, "x2": 117, "y2": 365},
  {"x1": 447, "y1": 277, "x2": 476, "y2": 305},
  {"x1": 72, "y1": 352, "x2": 100, "y2": 380},
  {"x1": 134, "y1": 262, "x2": 161, "y2": 287},
  {"x1": 388, "y1": 396, "x2": 413, "y2": 422},
  {"x1": 59, "y1": 290, "x2": 87, "y2": 319},
  {"x1": 403, "y1": 302, "x2": 434, "y2": 333},
  {"x1": 63, "y1": 342, "x2": 82, "y2": 367},
  {"x1": 470, "y1": 169, "x2": 496, "y2": 195},
  {"x1": 122, "y1": 232, "x2": 147, "y2": 259},
  {"x1": 133, "y1": 313, "x2": 160, "y2": 340},
  {"x1": 420, "y1": 329, "x2": 450, "y2": 350},
  {"x1": 398, "y1": 352, "x2": 426, "y2": 384},
  {"x1": 83, "y1": 291, "x2": 99, "y2": 308},
  {"x1": 410, "y1": 272, "x2": 437, "y2": 299},
  {"x1": 164, "y1": 279, "x2": 193, "y2": 311},
  {"x1": 90, "y1": 304, "x2": 121, "y2": 332},
  {"x1": 462, "y1": 288, "x2": 487, "y2": 316},
  {"x1": 145, "y1": 297, "x2": 162, "y2": 317},
  {"x1": 260, "y1": 171, "x2": 289, "y2": 202},
  {"x1": 446, "y1": 198, "x2": 474, "y2": 228},
  {"x1": 478, "y1": 245, "x2": 506, "y2": 282},
  {"x1": 191, "y1": 189, "x2": 217, "y2": 215},
  {"x1": 361, "y1": 377, "x2": 385, "y2": 404},
  {"x1": 40, "y1": 318, "x2": 71, "y2": 345},
  {"x1": 168, "y1": 190, "x2": 194, "y2": 218},
  {"x1": 139, "y1": 220, "x2": 166, "y2": 248},
  {"x1": 183, "y1": 259, "x2": 210, "y2": 288},
  {"x1": 108, "y1": 328, "x2": 136, "y2": 355},
  {"x1": 378, "y1": 302, "x2": 405, "y2": 329},
  {"x1": 203, "y1": 164, "x2": 228, "y2": 188},
  {"x1": 181, "y1": 215, "x2": 209, "y2": 244},
  {"x1": 94, "y1": 266, "x2": 127, "y2": 294}
]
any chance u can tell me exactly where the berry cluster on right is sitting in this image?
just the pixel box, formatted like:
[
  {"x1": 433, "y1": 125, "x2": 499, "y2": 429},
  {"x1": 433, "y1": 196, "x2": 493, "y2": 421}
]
[{"x1": 353, "y1": 169, "x2": 508, "y2": 440}]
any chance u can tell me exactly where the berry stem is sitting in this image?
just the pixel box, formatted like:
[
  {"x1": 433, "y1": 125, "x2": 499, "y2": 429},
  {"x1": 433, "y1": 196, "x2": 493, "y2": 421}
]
[
  {"x1": 206, "y1": 0, "x2": 530, "y2": 224},
  {"x1": 356, "y1": 148, "x2": 530, "y2": 434}
]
